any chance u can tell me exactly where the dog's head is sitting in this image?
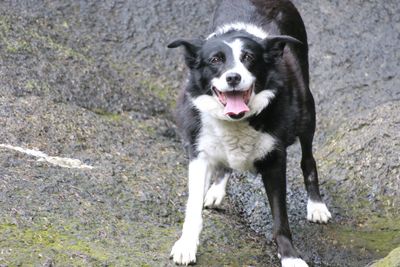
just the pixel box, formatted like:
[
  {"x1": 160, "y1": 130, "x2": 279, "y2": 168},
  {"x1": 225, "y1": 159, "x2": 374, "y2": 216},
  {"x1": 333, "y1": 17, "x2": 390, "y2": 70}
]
[{"x1": 168, "y1": 31, "x2": 301, "y2": 121}]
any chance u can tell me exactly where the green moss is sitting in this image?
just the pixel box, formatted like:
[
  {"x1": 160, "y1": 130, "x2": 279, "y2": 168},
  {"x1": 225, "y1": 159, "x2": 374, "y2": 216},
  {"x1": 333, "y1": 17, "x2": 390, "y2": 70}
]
[
  {"x1": 25, "y1": 80, "x2": 51, "y2": 94},
  {"x1": 0, "y1": 16, "x2": 33, "y2": 54},
  {"x1": 36, "y1": 31, "x2": 91, "y2": 62},
  {"x1": 328, "y1": 216, "x2": 400, "y2": 257},
  {"x1": 4, "y1": 39, "x2": 30, "y2": 53},
  {"x1": 135, "y1": 121, "x2": 156, "y2": 136},
  {"x1": 92, "y1": 108, "x2": 123, "y2": 122},
  {"x1": 0, "y1": 223, "x2": 109, "y2": 265},
  {"x1": 0, "y1": 217, "x2": 180, "y2": 266},
  {"x1": 140, "y1": 78, "x2": 176, "y2": 107},
  {"x1": 0, "y1": 13, "x2": 90, "y2": 62},
  {"x1": 371, "y1": 247, "x2": 400, "y2": 267}
]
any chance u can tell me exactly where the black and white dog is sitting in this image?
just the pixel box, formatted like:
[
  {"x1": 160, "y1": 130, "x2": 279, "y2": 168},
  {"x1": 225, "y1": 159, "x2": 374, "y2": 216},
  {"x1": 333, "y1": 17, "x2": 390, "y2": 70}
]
[{"x1": 168, "y1": 0, "x2": 331, "y2": 266}]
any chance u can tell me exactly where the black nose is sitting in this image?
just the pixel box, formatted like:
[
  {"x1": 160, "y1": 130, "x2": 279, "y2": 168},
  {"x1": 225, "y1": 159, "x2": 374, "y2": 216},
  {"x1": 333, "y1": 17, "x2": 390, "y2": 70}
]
[{"x1": 226, "y1": 73, "x2": 241, "y2": 87}]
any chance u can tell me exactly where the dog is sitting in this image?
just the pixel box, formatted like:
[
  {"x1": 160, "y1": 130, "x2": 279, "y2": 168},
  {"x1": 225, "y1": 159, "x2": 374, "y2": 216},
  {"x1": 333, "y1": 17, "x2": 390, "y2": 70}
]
[{"x1": 168, "y1": 0, "x2": 332, "y2": 266}]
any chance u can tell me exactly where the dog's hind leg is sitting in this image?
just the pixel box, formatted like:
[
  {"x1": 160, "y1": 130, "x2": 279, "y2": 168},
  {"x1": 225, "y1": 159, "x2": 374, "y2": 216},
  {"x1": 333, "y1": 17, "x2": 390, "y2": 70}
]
[
  {"x1": 204, "y1": 168, "x2": 231, "y2": 208},
  {"x1": 170, "y1": 154, "x2": 213, "y2": 265},
  {"x1": 299, "y1": 129, "x2": 332, "y2": 224}
]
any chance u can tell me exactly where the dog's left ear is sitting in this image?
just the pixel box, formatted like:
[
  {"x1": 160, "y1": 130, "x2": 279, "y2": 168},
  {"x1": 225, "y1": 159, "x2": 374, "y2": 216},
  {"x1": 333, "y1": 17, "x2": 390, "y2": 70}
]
[
  {"x1": 168, "y1": 38, "x2": 204, "y2": 69},
  {"x1": 262, "y1": 35, "x2": 302, "y2": 63}
]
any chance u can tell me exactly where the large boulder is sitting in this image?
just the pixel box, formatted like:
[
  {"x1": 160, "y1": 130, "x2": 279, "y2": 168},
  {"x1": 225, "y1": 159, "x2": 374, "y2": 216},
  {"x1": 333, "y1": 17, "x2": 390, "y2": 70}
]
[{"x1": 0, "y1": 0, "x2": 399, "y2": 266}]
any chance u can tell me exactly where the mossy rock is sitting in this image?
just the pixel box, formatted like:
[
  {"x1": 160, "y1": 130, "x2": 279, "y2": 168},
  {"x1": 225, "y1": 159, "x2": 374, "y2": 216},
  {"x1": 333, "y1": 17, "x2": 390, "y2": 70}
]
[{"x1": 371, "y1": 247, "x2": 400, "y2": 267}]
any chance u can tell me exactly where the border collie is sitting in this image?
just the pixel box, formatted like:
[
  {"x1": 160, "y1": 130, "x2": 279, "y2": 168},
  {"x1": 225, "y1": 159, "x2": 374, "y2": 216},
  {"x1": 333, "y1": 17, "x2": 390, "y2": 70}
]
[{"x1": 168, "y1": 0, "x2": 332, "y2": 266}]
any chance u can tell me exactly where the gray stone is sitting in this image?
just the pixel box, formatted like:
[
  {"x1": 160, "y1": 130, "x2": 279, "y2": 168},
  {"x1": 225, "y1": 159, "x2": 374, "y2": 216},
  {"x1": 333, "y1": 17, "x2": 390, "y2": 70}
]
[{"x1": 0, "y1": 0, "x2": 399, "y2": 266}]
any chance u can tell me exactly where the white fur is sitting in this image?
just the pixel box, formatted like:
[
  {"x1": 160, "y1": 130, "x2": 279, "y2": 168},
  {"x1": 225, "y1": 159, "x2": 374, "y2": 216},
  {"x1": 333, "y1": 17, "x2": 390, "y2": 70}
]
[
  {"x1": 211, "y1": 39, "x2": 255, "y2": 92},
  {"x1": 172, "y1": 104, "x2": 276, "y2": 265},
  {"x1": 170, "y1": 237, "x2": 198, "y2": 266},
  {"x1": 197, "y1": 114, "x2": 276, "y2": 172},
  {"x1": 249, "y1": 90, "x2": 276, "y2": 115},
  {"x1": 204, "y1": 173, "x2": 230, "y2": 208},
  {"x1": 207, "y1": 22, "x2": 269, "y2": 40},
  {"x1": 307, "y1": 199, "x2": 332, "y2": 223},
  {"x1": 171, "y1": 157, "x2": 212, "y2": 265},
  {"x1": 192, "y1": 89, "x2": 275, "y2": 121},
  {"x1": 281, "y1": 258, "x2": 309, "y2": 267}
]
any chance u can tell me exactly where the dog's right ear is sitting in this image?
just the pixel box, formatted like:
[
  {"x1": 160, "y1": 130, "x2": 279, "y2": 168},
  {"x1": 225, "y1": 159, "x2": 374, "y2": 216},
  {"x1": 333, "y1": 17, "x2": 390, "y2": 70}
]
[{"x1": 168, "y1": 39, "x2": 203, "y2": 69}]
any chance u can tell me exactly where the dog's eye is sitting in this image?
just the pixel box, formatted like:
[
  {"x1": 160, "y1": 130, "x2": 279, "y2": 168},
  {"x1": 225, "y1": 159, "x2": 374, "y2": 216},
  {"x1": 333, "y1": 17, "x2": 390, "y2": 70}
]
[
  {"x1": 209, "y1": 55, "x2": 224, "y2": 64},
  {"x1": 241, "y1": 52, "x2": 254, "y2": 62}
]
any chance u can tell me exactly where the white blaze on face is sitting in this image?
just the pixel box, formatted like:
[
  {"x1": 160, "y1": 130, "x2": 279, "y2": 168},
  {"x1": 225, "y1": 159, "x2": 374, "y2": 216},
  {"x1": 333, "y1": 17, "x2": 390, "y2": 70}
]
[
  {"x1": 211, "y1": 39, "x2": 255, "y2": 92},
  {"x1": 192, "y1": 38, "x2": 276, "y2": 121}
]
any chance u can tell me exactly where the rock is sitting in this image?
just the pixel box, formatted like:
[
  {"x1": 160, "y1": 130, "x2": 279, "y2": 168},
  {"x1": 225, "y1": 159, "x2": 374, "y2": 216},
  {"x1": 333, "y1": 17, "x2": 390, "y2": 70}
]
[
  {"x1": 1, "y1": 0, "x2": 399, "y2": 266},
  {"x1": 317, "y1": 101, "x2": 400, "y2": 219},
  {"x1": 292, "y1": 0, "x2": 400, "y2": 141},
  {"x1": 371, "y1": 247, "x2": 400, "y2": 267}
]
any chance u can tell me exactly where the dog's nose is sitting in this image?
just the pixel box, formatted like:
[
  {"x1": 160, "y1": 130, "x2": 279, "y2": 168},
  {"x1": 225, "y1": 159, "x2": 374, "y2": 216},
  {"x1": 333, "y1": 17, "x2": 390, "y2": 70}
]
[{"x1": 226, "y1": 73, "x2": 241, "y2": 87}]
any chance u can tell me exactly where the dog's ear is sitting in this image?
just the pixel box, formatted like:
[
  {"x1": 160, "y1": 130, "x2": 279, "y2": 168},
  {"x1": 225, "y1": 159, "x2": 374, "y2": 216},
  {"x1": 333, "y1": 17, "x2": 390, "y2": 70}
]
[
  {"x1": 168, "y1": 39, "x2": 203, "y2": 69},
  {"x1": 262, "y1": 35, "x2": 302, "y2": 63}
]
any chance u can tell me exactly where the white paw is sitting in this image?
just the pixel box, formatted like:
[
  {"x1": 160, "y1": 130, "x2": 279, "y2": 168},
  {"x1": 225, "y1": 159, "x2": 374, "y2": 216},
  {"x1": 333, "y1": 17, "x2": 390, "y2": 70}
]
[
  {"x1": 204, "y1": 182, "x2": 226, "y2": 208},
  {"x1": 307, "y1": 199, "x2": 332, "y2": 223},
  {"x1": 170, "y1": 237, "x2": 198, "y2": 265},
  {"x1": 281, "y1": 257, "x2": 309, "y2": 267}
]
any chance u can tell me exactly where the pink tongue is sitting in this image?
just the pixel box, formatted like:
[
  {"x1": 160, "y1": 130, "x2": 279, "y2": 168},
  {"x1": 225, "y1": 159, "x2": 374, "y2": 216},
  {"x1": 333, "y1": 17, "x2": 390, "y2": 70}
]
[{"x1": 223, "y1": 92, "x2": 249, "y2": 116}]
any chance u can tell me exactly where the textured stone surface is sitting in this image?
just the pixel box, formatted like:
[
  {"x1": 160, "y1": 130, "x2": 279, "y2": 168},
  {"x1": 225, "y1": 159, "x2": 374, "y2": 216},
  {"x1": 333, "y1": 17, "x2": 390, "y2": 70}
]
[
  {"x1": 0, "y1": 0, "x2": 399, "y2": 266},
  {"x1": 371, "y1": 246, "x2": 400, "y2": 267}
]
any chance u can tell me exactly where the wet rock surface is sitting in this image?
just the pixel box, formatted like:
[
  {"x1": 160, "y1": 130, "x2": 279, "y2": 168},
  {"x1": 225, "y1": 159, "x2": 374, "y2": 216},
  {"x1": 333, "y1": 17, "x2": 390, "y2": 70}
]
[{"x1": 0, "y1": 0, "x2": 399, "y2": 266}]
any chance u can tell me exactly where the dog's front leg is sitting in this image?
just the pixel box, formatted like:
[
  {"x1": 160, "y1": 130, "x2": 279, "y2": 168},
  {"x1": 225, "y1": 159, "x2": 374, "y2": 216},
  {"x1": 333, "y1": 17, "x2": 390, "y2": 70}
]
[
  {"x1": 171, "y1": 154, "x2": 212, "y2": 265},
  {"x1": 257, "y1": 150, "x2": 309, "y2": 267}
]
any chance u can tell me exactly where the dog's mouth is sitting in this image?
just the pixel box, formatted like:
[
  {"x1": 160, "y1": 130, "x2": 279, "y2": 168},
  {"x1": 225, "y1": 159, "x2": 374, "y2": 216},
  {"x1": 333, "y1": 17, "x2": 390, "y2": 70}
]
[{"x1": 212, "y1": 85, "x2": 253, "y2": 118}]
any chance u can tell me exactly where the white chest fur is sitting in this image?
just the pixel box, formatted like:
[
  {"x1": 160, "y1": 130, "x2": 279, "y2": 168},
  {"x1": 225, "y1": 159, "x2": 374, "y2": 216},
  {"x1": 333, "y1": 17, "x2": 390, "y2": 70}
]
[{"x1": 197, "y1": 114, "x2": 276, "y2": 171}]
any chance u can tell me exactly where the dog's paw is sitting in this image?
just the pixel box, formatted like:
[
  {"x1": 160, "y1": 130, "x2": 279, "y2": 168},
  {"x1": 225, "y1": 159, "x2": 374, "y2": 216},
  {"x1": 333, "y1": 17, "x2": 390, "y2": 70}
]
[
  {"x1": 281, "y1": 257, "x2": 309, "y2": 267},
  {"x1": 204, "y1": 182, "x2": 226, "y2": 208},
  {"x1": 307, "y1": 200, "x2": 332, "y2": 223},
  {"x1": 170, "y1": 237, "x2": 198, "y2": 265}
]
